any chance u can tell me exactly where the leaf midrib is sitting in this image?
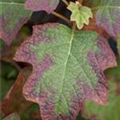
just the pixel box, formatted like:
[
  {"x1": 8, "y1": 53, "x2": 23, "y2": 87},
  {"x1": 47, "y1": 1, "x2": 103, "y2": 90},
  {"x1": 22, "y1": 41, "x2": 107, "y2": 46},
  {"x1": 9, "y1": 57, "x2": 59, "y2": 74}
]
[{"x1": 56, "y1": 28, "x2": 75, "y2": 111}]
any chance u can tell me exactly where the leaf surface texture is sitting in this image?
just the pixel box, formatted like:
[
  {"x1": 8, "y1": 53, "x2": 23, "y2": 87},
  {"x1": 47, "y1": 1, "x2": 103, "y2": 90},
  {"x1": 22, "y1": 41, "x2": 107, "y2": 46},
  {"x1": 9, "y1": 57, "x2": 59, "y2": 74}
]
[{"x1": 14, "y1": 23, "x2": 116, "y2": 120}]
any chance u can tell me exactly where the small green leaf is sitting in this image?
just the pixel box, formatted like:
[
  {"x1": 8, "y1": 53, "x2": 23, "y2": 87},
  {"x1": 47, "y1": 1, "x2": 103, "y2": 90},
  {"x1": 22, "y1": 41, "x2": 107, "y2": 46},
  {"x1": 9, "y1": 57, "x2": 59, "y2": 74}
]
[{"x1": 67, "y1": 2, "x2": 93, "y2": 29}]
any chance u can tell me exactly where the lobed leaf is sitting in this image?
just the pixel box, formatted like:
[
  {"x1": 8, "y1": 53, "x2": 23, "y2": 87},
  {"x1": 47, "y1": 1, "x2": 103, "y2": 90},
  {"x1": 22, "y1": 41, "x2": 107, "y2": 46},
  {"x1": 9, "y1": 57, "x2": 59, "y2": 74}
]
[
  {"x1": 67, "y1": 2, "x2": 93, "y2": 29},
  {"x1": 3, "y1": 113, "x2": 21, "y2": 120},
  {"x1": 0, "y1": 0, "x2": 31, "y2": 45},
  {"x1": 14, "y1": 23, "x2": 116, "y2": 120},
  {"x1": 25, "y1": 0, "x2": 59, "y2": 13}
]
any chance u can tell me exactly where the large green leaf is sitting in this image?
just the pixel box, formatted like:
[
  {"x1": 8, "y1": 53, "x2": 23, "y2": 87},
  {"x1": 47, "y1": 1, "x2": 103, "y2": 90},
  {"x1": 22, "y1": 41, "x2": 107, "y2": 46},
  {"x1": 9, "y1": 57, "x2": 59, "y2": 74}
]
[
  {"x1": 0, "y1": 0, "x2": 31, "y2": 45},
  {"x1": 14, "y1": 23, "x2": 116, "y2": 120},
  {"x1": 83, "y1": 0, "x2": 120, "y2": 38},
  {"x1": 67, "y1": 2, "x2": 93, "y2": 29}
]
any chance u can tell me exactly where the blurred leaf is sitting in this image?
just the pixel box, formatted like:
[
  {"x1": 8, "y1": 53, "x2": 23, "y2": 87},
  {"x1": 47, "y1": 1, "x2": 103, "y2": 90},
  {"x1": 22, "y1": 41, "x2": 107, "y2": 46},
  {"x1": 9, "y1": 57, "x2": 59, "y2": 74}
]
[
  {"x1": 0, "y1": 39, "x2": 5, "y2": 51},
  {"x1": 82, "y1": 81, "x2": 120, "y2": 120},
  {"x1": 82, "y1": 57, "x2": 120, "y2": 120},
  {"x1": 21, "y1": 104, "x2": 41, "y2": 120},
  {"x1": 0, "y1": 61, "x2": 18, "y2": 100},
  {"x1": 105, "y1": 57, "x2": 120, "y2": 82},
  {"x1": 0, "y1": 0, "x2": 32, "y2": 45},
  {"x1": 1, "y1": 25, "x2": 32, "y2": 62},
  {"x1": 76, "y1": 114, "x2": 89, "y2": 120},
  {"x1": 1, "y1": 68, "x2": 32, "y2": 116},
  {"x1": 84, "y1": 0, "x2": 120, "y2": 38}
]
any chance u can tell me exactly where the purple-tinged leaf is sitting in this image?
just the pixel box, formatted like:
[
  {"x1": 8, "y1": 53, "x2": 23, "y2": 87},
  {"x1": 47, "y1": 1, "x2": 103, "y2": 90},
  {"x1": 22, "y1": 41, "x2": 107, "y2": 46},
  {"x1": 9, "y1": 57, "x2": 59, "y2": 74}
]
[
  {"x1": 14, "y1": 23, "x2": 116, "y2": 120},
  {"x1": 95, "y1": 0, "x2": 120, "y2": 38},
  {"x1": 25, "y1": 0, "x2": 59, "y2": 13},
  {"x1": 83, "y1": 0, "x2": 120, "y2": 38},
  {"x1": 0, "y1": 0, "x2": 32, "y2": 45}
]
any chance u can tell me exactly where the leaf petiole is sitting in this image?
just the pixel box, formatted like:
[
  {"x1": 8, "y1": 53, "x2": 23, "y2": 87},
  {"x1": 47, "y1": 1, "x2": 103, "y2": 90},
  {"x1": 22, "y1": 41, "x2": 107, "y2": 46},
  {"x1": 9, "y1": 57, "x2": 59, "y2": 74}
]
[
  {"x1": 52, "y1": 11, "x2": 72, "y2": 26},
  {"x1": 61, "y1": 0, "x2": 69, "y2": 6}
]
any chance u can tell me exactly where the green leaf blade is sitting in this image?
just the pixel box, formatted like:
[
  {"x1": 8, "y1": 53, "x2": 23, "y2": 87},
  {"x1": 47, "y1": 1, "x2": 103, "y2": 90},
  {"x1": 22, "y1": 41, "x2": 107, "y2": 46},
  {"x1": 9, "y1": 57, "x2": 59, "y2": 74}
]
[{"x1": 14, "y1": 23, "x2": 116, "y2": 120}]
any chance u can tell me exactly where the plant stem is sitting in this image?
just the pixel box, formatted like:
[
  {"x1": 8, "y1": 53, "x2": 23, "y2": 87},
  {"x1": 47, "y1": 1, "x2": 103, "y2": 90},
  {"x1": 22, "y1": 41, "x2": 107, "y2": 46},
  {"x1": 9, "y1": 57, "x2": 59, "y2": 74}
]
[
  {"x1": 52, "y1": 11, "x2": 72, "y2": 26},
  {"x1": 72, "y1": 22, "x2": 77, "y2": 32},
  {"x1": 61, "y1": 0, "x2": 69, "y2": 6}
]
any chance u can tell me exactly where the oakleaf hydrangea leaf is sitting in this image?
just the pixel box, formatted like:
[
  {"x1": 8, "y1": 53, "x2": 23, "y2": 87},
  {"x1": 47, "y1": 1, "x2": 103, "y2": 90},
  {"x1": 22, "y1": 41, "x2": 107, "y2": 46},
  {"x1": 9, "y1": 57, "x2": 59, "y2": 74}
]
[
  {"x1": 67, "y1": 2, "x2": 93, "y2": 29},
  {"x1": 14, "y1": 23, "x2": 116, "y2": 120},
  {"x1": 3, "y1": 113, "x2": 21, "y2": 120},
  {"x1": 95, "y1": 0, "x2": 120, "y2": 38},
  {"x1": 25, "y1": 0, "x2": 59, "y2": 13},
  {"x1": 0, "y1": 0, "x2": 32, "y2": 45},
  {"x1": 82, "y1": 81, "x2": 120, "y2": 120}
]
